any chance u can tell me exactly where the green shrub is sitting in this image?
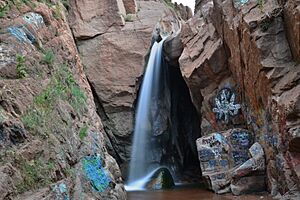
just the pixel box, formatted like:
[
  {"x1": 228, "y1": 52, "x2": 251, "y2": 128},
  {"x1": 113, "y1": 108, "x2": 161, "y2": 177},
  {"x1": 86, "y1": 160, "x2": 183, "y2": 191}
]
[
  {"x1": 258, "y1": 0, "x2": 264, "y2": 10},
  {"x1": 16, "y1": 159, "x2": 55, "y2": 194},
  {"x1": 79, "y1": 125, "x2": 89, "y2": 140},
  {"x1": 53, "y1": 4, "x2": 63, "y2": 19},
  {"x1": 0, "y1": 5, "x2": 9, "y2": 18},
  {"x1": 61, "y1": 0, "x2": 70, "y2": 8},
  {"x1": 22, "y1": 64, "x2": 87, "y2": 137},
  {"x1": 124, "y1": 14, "x2": 133, "y2": 22},
  {"x1": 163, "y1": 0, "x2": 175, "y2": 9},
  {"x1": 16, "y1": 55, "x2": 28, "y2": 78},
  {"x1": 41, "y1": 50, "x2": 55, "y2": 65}
]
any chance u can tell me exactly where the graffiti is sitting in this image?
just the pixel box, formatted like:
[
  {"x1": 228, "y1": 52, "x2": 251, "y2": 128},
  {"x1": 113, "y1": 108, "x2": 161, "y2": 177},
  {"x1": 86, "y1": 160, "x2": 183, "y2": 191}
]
[
  {"x1": 23, "y1": 12, "x2": 44, "y2": 29},
  {"x1": 198, "y1": 148, "x2": 215, "y2": 162},
  {"x1": 220, "y1": 159, "x2": 229, "y2": 168},
  {"x1": 82, "y1": 155, "x2": 111, "y2": 192},
  {"x1": 212, "y1": 88, "x2": 241, "y2": 123},
  {"x1": 234, "y1": 0, "x2": 249, "y2": 8},
  {"x1": 52, "y1": 183, "x2": 70, "y2": 200},
  {"x1": 212, "y1": 147, "x2": 222, "y2": 158},
  {"x1": 208, "y1": 160, "x2": 217, "y2": 168},
  {"x1": 8, "y1": 27, "x2": 30, "y2": 43},
  {"x1": 201, "y1": 133, "x2": 228, "y2": 147},
  {"x1": 264, "y1": 134, "x2": 278, "y2": 147},
  {"x1": 231, "y1": 130, "x2": 252, "y2": 148},
  {"x1": 230, "y1": 130, "x2": 253, "y2": 165},
  {"x1": 232, "y1": 151, "x2": 250, "y2": 165},
  {"x1": 211, "y1": 173, "x2": 226, "y2": 181},
  {"x1": 8, "y1": 26, "x2": 36, "y2": 44}
]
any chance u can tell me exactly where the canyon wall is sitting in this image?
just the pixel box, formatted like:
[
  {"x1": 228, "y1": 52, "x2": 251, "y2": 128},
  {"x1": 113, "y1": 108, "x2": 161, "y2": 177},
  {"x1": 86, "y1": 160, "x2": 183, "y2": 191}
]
[
  {"x1": 0, "y1": 0, "x2": 125, "y2": 199},
  {"x1": 178, "y1": 0, "x2": 300, "y2": 198}
]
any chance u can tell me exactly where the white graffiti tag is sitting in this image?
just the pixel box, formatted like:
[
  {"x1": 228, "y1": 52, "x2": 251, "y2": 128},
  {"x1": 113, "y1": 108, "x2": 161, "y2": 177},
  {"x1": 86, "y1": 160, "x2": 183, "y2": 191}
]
[{"x1": 213, "y1": 88, "x2": 241, "y2": 123}]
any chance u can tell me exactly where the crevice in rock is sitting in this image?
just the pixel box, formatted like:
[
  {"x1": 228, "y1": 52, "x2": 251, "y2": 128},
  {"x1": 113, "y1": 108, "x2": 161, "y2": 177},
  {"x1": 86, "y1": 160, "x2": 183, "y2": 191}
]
[
  {"x1": 86, "y1": 77, "x2": 123, "y2": 164},
  {"x1": 168, "y1": 64, "x2": 202, "y2": 181}
]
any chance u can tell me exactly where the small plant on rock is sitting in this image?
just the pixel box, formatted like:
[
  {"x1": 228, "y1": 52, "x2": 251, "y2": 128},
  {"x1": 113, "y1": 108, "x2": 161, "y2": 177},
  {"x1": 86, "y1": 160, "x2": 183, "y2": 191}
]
[
  {"x1": 0, "y1": 4, "x2": 10, "y2": 18},
  {"x1": 41, "y1": 50, "x2": 55, "y2": 65},
  {"x1": 16, "y1": 55, "x2": 28, "y2": 78},
  {"x1": 124, "y1": 14, "x2": 134, "y2": 22},
  {"x1": 257, "y1": 0, "x2": 264, "y2": 10},
  {"x1": 79, "y1": 125, "x2": 89, "y2": 140}
]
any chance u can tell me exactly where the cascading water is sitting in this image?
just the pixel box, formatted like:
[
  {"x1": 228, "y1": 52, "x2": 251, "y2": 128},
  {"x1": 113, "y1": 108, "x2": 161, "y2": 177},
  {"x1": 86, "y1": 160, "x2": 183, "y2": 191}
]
[{"x1": 126, "y1": 38, "x2": 166, "y2": 191}]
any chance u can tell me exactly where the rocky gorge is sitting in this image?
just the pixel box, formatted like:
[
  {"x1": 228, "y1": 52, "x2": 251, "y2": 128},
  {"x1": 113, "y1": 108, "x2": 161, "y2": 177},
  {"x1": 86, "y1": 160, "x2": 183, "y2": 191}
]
[{"x1": 0, "y1": 0, "x2": 299, "y2": 199}]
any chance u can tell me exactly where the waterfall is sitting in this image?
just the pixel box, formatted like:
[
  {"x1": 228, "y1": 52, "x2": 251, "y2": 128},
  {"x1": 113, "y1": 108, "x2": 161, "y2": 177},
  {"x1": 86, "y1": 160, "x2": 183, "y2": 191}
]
[{"x1": 126, "y1": 38, "x2": 166, "y2": 190}]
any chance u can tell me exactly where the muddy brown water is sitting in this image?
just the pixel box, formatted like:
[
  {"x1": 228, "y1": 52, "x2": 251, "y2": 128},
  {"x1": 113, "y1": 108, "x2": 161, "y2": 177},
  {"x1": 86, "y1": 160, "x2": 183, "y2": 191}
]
[{"x1": 128, "y1": 187, "x2": 273, "y2": 200}]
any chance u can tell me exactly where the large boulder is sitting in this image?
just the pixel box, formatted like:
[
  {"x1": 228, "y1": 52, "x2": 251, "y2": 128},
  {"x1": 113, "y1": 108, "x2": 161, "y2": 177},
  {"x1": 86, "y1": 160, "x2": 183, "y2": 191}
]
[
  {"x1": 196, "y1": 129, "x2": 255, "y2": 193},
  {"x1": 196, "y1": 129, "x2": 266, "y2": 194}
]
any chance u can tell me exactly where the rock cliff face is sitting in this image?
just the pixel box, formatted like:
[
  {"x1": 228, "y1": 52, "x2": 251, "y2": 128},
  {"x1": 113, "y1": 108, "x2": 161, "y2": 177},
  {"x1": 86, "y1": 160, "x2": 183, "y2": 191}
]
[
  {"x1": 177, "y1": 0, "x2": 300, "y2": 197},
  {"x1": 0, "y1": 0, "x2": 125, "y2": 199},
  {"x1": 68, "y1": 0, "x2": 170, "y2": 169},
  {"x1": 68, "y1": 0, "x2": 198, "y2": 178}
]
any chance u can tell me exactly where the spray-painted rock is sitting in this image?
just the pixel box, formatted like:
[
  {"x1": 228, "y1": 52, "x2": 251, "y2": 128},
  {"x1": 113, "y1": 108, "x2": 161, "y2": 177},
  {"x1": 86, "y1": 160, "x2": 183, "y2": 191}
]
[
  {"x1": 145, "y1": 167, "x2": 175, "y2": 190},
  {"x1": 231, "y1": 142, "x2": 266, "y2": 195},
  {"x1": 197, "y1": 130, "x2": 267, "y2": 195},
  {"x1": 196, "y1": 129, "x2": 254, "y2": 193}
]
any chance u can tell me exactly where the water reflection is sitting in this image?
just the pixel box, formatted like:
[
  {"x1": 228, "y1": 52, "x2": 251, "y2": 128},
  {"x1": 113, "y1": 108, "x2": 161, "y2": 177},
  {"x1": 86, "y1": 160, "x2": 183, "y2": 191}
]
[{"x1": 128, "y1": 187, "x2": 272, "y2": 200}]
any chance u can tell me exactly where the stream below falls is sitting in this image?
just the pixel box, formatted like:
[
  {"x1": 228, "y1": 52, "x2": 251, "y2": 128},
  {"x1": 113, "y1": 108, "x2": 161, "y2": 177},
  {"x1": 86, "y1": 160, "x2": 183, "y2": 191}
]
[{"x1": 128, "y1": 185, "x2": 272, "y2": 200}]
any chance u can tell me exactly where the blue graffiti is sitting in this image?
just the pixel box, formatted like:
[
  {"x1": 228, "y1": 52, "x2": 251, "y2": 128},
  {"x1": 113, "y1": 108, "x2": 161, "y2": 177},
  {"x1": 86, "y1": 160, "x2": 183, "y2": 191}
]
[
  {"x1": 220, "y1": 159, "x2": 229, "y2": 168},
  {"x1": 8, "y1": 26, "x2": 36, "y2": 44},
  {"x1": 231, "y1": 131, "x2": 252, "y2": 148},
  {"x1": 208, "y1": 160, "x2": 217, "y2": 168},
  {"x1": 264, "y1": 134, "x2": 278, "y2": 147},
  {"x1": 199, "y1": 148, "x2": 216, "y2": 162},
  {"x1": 23, "y1": 12, "x2": 44, "y2": 29},
  {"x1": 8, "y1": 27, "x2": 30, "y2": 43},
  {"x1": 234, "y1": 0, "x2": 249, "y2": 7},
  {"x1": 52, "y1": 183, "x2": 70, "y2": 200},
  {"x1": 232, "y1": 151, "x2": 250, "y2": 166},
  {"x1": 82, "y1": 156, "x2": 111, "y2": 192}
]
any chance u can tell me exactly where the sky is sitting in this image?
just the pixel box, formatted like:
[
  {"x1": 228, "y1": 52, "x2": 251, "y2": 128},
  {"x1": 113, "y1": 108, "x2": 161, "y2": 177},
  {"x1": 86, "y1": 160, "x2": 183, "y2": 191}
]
[{"x1": 172, "y1": 0, "x2": 195, "y2": 12}]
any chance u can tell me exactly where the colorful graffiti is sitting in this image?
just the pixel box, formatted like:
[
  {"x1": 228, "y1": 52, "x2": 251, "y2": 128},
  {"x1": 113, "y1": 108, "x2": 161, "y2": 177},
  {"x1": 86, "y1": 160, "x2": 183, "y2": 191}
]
[
  {"x1": 52, "y1": 183, "x2": 70, "y2": 200},
  {"x1": 82, "y1": 155, "x2": 111, "y2": 192},
  {"x1": 212, "y1": 88, "x2": 241, "y2": 123},
  {"x1": 23, "y1": 12, "x2": 44, "y2": 29}
]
